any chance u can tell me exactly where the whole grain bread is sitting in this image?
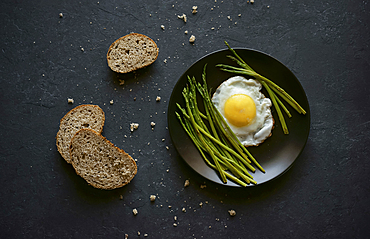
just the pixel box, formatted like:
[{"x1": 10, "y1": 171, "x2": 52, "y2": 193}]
[
  {"x1": 70, "y1": 129, "x2": 137, "y2": 189},
  {"x1": 106, "y1": 33, "x2": 159, "y2": 73},
  {"x1": 56, "y1": 105, "x2": 105, "y2": 164}
]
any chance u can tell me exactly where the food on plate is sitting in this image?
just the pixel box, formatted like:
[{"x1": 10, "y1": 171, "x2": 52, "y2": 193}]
[
  {"x1": 107, "y1": 33, "x2": 159, "y2": 73},
  {"x1": 70, "y1": 129, "x2": 137, "y2": 189},
  {"x1": 217, "y1": 41, "x2": 306, "y2": 134},
  {"x1": 175, "y1": 66, "x2": 265, "y2": 186},
  {"x1": 56, "y1": 104, "x2": 105, "y2": 164},
  {"x1": 212, "y1": 76, "x2": 274, "y2": 147}
]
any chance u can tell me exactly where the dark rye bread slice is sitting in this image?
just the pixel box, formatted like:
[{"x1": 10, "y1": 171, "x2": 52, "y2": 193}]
[
  {"x1": 106, "y1": 33, "x2": 159, "y2": 73},
  {"x1": 56, "y1": 105, "x2": 105, "y2": 164},
  {"x1": 70, "y1": 129, "x2": 137, "y2": 189}
]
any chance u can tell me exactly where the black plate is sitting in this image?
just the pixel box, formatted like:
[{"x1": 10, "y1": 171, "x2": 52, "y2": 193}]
[{"x1": 167, "y1": 48, "x2": 310, "y2": 187}]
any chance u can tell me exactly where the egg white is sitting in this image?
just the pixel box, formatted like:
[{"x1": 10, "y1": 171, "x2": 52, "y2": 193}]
[{"x1": 212, "y1": 76, "x2": 274, "y2": 146}]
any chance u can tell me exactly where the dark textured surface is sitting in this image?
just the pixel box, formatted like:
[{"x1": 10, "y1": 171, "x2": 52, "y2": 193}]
[{"x1": 1, "y1": 0, "x2": 369, "y2": 238}]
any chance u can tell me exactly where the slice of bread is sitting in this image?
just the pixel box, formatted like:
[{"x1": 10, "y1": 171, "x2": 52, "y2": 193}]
[
  {"x1": 56, "y1": 105, "x2": 105, "y2": 164},
  {"x1": 70, "y1": 129, "x2": 137, "y2": 189},
  {"x1": 107, "y1": 33, "x2": 159, "y2": 73}
]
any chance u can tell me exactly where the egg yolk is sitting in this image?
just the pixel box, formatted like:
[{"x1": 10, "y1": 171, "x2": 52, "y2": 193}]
[{"x1": 224, "y1": 94, "x2": 256, "y2": 127}]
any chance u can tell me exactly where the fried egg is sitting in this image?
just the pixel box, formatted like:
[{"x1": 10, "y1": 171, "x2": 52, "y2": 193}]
[{"x1": 212, "y1": 76, "x2": 274, "y2": 146}]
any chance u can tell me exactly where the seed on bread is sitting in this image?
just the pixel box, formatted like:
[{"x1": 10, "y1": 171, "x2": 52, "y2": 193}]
[
  {"x1": 106, "y1": 33, "x2": 159, "y2": 74},
  {"x1": 56, "y1": 104, "x2": 105, "y2": 164},
  {"x1": 70, "y1": 129, "x2": 137, "y2": 190}
]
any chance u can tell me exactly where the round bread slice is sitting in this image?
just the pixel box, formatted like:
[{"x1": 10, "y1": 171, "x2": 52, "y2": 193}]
[
  {"x1": 56, "y1": 105, "x2": 105, "y2": 164},
  {"x1": 70, "y1": 129, "x2": 137, "y2": 189},
  {"x1": 107, "y1": 33, "x2": 159, "y2": 73}
]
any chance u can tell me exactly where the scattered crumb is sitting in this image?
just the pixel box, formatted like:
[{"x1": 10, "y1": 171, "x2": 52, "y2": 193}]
[
  {"x1": 120, "y1": 195, "x2": 123, "y2": 200},
  {"x1": 250, "y1": 0, "x2": 254, "y2": 3},
  {"x1": 68, "y1": 98, "x2": 74, "y2": 104},
  {"x1": 110, "y1": 100, "x2": 114, "y2": 105},
  {"x1": 144, "y1": 234, "x2": 148, "y2": 237},
  {"x1": 151, "y1": 122, "x2": 156, "y2": 127},
  {"x1": 164, "y1": 59, "x2": 167, "y2": 63},
  {"x1": 119, "y1": 79, "x2": 125, "y2": 85},
  {"x1": 138, "y1": 232, "x2": 141, "y2": 236},
  {"x1": 238, "y1": 14, "x2": 241, "y2": 17},
  {"x1": 189, "y1": 35, "x2": 195, "y2": 43},
  {"x1": 166, "y1": 146, "x2": 169, "y2": 150},
  {"x1": 228, "y1": 209, "x2": 236, "y2": 217},
  {"x1": 199, "y1": 202, "x2": 203, "y2": 207},
  {"x1": 200, "y1": 184, "x2": 206, "y2": 189},
  {"x1": 178, "y1": 14, "x2": 187, "y2": 23},
  {"x1": 80, "y1": 47, "x2": 84, "y2": 52},
  {"x1": 59, "y1": 13, "x2": 63, "y2": 18},
  {"x1": 184, "y1": 30, "x2": 188, "y2": 34},
  {"x1": 192, "y1": 6, "x2": 198, "y2": 14},
  {"x1": 174, "y1": 216, "x2": 177, "y2": 221},
  {"x1": 161, "y1": 25, "x2": 165, "y2": 30},
  {"x1": 211, "y1": 27, "x2": 215, "y2": 30},
  {"x1": 182, "y1": 207, "x2": 186, "y2": 212},
  {"x1": 150, "y1": 195, "x2": 156, "y2": 202},
  {"x1": 125, "y1": 234, "x2": 128, "y2": 239},
  {"x1": 184, "y1": 179, "x2": 190, "y2": 188},
  {"x1": 156, "y1": 96, "x2": 161, "y2": 102},
  {"x1": 173, "y1": 223, "x2": 177, "y2": 227},
  {"x1": 133, "y1": 208, "x2": 138, "y2": 216},
  {"x1": 130, "y1": 123, "x2": 139, "y2": 132}
]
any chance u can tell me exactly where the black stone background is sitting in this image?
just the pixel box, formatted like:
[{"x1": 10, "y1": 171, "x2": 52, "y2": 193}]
[{"x1": 1, "y1": 0, "x2": 369, "y2": 238}]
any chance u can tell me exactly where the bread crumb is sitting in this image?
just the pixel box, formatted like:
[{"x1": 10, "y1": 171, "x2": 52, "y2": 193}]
[
  {"x1": 110, "y1": 100, "x2": 114, "y2": 105},
  {"x1": 173, "y1": 223, "x2": 177, "y2": 227},
  {"x1": 250, "y1": 0, "x2": 254, "y2": 3},
  {"x1": 164, "y1": 59, "x2": 167, "y2": 63},
  {"x1": 184, "y1": 179, "x2": 190, "y2": 188},
  {"x1": 200, "y1": 184, "x2": 206, "y2": 189},
  {"x1": 192, "y1": 6, "x2": 198, "y2": 14},
  {"x1": 166, "y1": 146, "x2": 169, "y2": 150},
  {"x1": 144, "y1": 234, "x2": 148, "y2": 237},
  {"x1": 184, "y1": 30, "x2": 188, "y2": 34},
  {"x1": 156, "y1": 96, "x2": 161, "y2": 102},
  {"x1": 137, "y1": 232, "x2": 140, "y2": 236},
  {"x1": 68, "y1": 98, "x2": 74, "y2": 104},
  {"x1": 119, "y1": 79, "x2": 125, "y2": 85},
  {"x1": 228, "y1": 209, "x2": 236, "y2": 217},
  {"x1": 133, "y1": 208, "x2": 138, "y2": 215},
  {"x1": 120, "y1": 195, "x2": 123, "y2": 200},
  {"x1": 151, "y1": 122, "x2": 156, "y2": 127},
  {"x1": 182, "y1": 207, "x2": 186, "y2": 212},
  {"x1": 174, "y1": 216, "x2": 177, "y2": 221},
  {"x1": 199, "y1": 202, "x2": 203, "y2": 207},
  {"x1": 130, "y1": 123, "x2": 139, "y2": 132},
  {"x1": 81, "y1": 47, "x2": 84, "y2": 52},
  {"x1": 150, "y1": 195, "x2": 156, "y2": 202},
  {"x1": 211, "y1": 27, "x2": 215, "y2": 30},
  {"x1": 238, "y1": 14, "x2": 241, "y2": 17},
  {"x1": 161, "y1": 25, "x2": 165, "y2": 30},
  {"x1": 189, "y1": 35, "x2": 195, "y2": 43},
  {"x1": 178, "y1": 14, "x2": 187, "y2": 23},
  {"x1": 59, "y1": 13, "x2": 63, "y2": 18}
]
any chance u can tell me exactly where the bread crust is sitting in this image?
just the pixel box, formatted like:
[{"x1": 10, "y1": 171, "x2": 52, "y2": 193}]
[
  {"x1": 56, "y1": 104, "x2": 105, "y2": 164},
  {"x1": 70, "y1": 128, "x2": 137, "y2": 190},
  {"x1": 106, "y1": 33, "x2": 159, "y2": 73}
]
